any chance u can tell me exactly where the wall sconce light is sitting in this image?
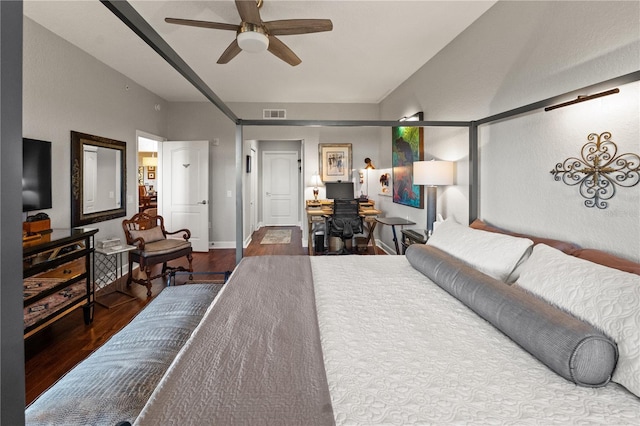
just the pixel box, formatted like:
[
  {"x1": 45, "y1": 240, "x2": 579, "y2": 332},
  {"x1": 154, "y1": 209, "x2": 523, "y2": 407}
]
[
  {"x1": 364, "y1": 158, "x2": 375, "y2": 169},
  {"x1": 550, "y1": 131, "x2": 640, "y2": 209},
  {"x1": 399, "y1": 111, "x2": 424, "y2": 122},
  {"x1": 363, "y1": 158, "x2": 376, "y2": 198},
  {"x1": 413, "y1": 160, "x2": 454, "y2": 235},
  {"x1": 544, "y1": 88, "x2": 619, "y2": 112},
  {"x1": 310, "y1": 173, "x2": 322, "y2": 201}
]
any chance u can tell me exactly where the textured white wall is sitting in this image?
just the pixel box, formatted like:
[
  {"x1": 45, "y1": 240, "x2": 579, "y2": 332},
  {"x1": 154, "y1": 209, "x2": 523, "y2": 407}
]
[
  {"x1": 379, "y1": 1, "x2": 640, "y2": 261},
  {"x1": 23, "y1": 18, "x2": 168, "y2": 240}
]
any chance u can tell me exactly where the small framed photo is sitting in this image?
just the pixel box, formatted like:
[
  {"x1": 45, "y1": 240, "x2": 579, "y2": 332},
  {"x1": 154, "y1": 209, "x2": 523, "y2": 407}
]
[
  {"x1": 147, "y1": 171, "x2": 155, "y2": 179},
  {"x1": 318, "y1": 143, "x2": 352, "y2": 182},
  {"x1": 147, "y1": 166, "x2": 156, "y2": 172}
]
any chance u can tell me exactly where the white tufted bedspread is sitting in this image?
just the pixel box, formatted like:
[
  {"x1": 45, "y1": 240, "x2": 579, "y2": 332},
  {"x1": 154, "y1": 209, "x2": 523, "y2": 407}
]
[{"x1": 310, "y1": 256, "x2": 640, "y2": 425}]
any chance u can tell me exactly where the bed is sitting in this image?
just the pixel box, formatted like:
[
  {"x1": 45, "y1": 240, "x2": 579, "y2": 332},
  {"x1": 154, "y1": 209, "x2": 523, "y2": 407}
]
[
  {"x1": 131, "y1": 219, "x2": 640, "y2": 425},
  {"x1": 27, "y1": 219, "x2": 640, "y2": 425}
]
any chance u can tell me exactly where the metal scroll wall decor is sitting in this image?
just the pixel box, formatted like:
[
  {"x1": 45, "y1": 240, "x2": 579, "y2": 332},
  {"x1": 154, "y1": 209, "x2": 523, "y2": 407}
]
[{"x1": 550, "y1": 132, "x2": 640, "y2": 209}]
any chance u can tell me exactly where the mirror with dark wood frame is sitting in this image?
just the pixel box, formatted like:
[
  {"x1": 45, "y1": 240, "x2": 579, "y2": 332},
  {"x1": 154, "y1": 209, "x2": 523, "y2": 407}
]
[{"x1": 71, "y1": 131, "x2": 127, "y2": 227}]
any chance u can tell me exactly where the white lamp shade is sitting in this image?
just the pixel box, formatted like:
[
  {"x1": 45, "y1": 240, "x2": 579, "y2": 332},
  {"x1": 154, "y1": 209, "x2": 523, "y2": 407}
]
[
  {"x1": 310, "y1": 173, "x2": 322, "y2": 187},
  {"x1": 413, "y1": 160, "x2": 454, "y2": 186},
  {"x1": 237, "y1": 31, "x2": 269, "y2": 53},
  {"x1": 142, "y1": 156, "x2": 157, "y2": 167}
]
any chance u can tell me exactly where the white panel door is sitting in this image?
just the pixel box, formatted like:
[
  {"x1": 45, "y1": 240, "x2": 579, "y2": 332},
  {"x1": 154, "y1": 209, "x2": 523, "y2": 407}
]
[
  {"x1": 263, "y1": 151, "x2": 298, "y2": 226},
  {"x1": 161, "y1": 140, "x2": 209, "y2": 252}
]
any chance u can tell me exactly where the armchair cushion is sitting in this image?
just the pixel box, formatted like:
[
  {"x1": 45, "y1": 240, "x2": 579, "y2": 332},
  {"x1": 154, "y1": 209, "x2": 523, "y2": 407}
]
[
  {"x1": 138, "y1": 240, "x2": 191, "y2": 257},
  {"x1": 129, "y1": 226, "x2": 165, "y2": 244}
]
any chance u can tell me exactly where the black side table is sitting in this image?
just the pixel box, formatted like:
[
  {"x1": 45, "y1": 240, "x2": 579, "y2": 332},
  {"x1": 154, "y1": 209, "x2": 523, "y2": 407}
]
[{"x1": 401, "y1": 229, "x2": 427, "y2": 254}]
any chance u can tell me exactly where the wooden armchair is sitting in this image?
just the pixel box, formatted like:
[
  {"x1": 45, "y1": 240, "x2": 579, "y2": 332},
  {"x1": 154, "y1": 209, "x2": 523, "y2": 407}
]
[{"x1": 122, "y1": 212, "x2": 193, "y2": 296}]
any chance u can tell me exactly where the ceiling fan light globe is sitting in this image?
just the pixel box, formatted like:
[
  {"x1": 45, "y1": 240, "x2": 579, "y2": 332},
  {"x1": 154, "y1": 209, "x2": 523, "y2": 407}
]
[{"x1": 237, "y1": 31, "x2": 269, "y2": 53}]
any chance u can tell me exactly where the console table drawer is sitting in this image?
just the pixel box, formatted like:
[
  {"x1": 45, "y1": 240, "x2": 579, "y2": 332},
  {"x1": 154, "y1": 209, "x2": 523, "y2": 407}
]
[
  {"x1": 24, "y1": 258, "x2": 86, "y2": 303},
  {"x1": 34, "y1": 257, "x2": 86, "y2": 280},
  {"x1": 24, "y1": 281, "x2": 87, "y2": 330}
]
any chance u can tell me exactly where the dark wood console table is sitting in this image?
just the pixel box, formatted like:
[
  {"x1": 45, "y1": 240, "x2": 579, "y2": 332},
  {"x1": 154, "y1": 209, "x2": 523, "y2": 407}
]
[{"x1": 23, "y1": 228, "x2": 98, "y2": 338}]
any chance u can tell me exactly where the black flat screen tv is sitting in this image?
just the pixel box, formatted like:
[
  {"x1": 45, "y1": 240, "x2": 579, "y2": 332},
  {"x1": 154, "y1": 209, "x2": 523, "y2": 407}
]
[
  {"x1": 23, "y1": 138, "x2": 53, "y2": 213},
  {"x1": 325, "y1": 182, "x2": 354, "y2": 200}
]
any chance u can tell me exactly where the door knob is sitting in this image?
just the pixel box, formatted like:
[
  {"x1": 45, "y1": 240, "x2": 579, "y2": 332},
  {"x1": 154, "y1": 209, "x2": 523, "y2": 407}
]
[{"x1": 198, "y1": 200, "x2": 207, "y2": 205}]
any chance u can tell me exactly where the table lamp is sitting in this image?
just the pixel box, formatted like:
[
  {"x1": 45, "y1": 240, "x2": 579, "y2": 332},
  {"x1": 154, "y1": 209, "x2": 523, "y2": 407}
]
[
  {"x1": 413, "y1": 160, "x2": 454, "y2": 236},
  {"x1": 310, "y1": 173, "x2": 322, "y2": 201}
]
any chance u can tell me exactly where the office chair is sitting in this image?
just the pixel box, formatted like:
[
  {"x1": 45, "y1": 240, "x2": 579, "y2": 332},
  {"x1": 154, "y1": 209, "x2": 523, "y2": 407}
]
[{"x1": 326, "y1": 199, "x2": 363, "y2": 255}]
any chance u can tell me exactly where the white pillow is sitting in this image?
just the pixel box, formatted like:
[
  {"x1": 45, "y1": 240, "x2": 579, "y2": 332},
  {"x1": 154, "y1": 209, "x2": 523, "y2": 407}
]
[
  {"x1": 426, "y1": 218, "x2": 533, "y2": 282},
  {"x1": 516, "y1": 244, "x2": 640, "y2": 397}
]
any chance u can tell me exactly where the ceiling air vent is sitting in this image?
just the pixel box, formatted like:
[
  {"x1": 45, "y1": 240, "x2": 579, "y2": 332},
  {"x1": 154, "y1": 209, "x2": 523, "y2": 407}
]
[{"x1": 263, "y1": 109, "x2": 286, "y2": 119}]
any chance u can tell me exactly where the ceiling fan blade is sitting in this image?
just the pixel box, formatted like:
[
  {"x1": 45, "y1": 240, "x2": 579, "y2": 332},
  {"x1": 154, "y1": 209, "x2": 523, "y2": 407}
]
[
  {"x1": 235, "y1": 0, "x2": 262, "y2": 25},
  {"x1": 217, "y1": 39, "x2": 242, "y2": 64},
  {"x1": 267, "y1": 35, "x2": 301, "y2": 66},
  {"x1": 165, "y1": 17, "x2": 238, "y2": 31},
  {"x1": 264, "y1": 19, "x2": 333, "y2": 35}
]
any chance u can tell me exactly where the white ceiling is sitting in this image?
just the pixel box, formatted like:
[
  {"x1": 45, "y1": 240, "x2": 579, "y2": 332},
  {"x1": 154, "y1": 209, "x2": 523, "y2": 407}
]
[{"x1": 24, "y1": 0, "x2": 496, "y2": 104}]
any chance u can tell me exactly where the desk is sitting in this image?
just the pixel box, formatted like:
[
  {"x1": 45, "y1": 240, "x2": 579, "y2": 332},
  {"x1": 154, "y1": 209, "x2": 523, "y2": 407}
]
[
  {"x1": 375, "y1": 217, "x2": 416, "y2": 255},
  {"x1": 306, "y1": 204, "x2": 381, "y2": 255}
]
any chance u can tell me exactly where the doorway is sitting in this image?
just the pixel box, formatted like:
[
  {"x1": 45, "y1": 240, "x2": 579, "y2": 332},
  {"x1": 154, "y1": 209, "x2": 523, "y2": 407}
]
[
  {"x1": 257, "y1": 140, "x2": 302, "y2": 228},
  {"x1": 136, "y1": 131, "x2": 161, "y2": 213},
  {"x1": 262, "y1": 150, "x2": 299, "y2": 226}
]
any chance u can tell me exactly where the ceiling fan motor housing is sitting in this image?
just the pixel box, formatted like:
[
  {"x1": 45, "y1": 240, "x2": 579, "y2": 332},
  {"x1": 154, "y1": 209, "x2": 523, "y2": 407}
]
[{"x1": 237, "y1": 22, "x2": 269, "y2": 52}]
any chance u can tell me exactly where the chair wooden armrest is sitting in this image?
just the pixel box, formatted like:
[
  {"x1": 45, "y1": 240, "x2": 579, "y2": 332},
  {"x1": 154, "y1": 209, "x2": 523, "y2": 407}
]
[
  {"x1": 130, "y1": 236, "x2": 146, "y2": 250},
  {"x1": 165, "y1": 228, "x2": 191, "y2": 240}
]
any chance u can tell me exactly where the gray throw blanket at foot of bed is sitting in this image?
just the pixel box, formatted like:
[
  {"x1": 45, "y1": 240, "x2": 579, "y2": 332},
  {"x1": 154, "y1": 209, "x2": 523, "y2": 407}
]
[
  {"x1": 25, "y1": 284, "x2": 222, "y2": 426},
  {"x1": 134, "y1": 256, "x2": 335, "y2": 425}
]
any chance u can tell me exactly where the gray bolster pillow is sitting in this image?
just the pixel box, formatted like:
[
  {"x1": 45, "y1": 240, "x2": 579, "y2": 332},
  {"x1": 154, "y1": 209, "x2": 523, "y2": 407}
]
[{"x1": 405, "y1": 244, "x2": 618, "y2": 387}]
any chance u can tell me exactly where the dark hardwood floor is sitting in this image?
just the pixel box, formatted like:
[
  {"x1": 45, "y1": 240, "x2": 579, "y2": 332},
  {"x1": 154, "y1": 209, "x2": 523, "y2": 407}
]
[{"x1": 24, "y1": 226, "x2": 383, "y2": 405}]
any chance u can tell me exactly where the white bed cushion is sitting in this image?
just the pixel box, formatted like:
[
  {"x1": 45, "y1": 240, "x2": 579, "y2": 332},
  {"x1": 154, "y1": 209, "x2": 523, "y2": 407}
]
[
  {"x1": 426, "y1": 218, "x2": 533, "y2": 282},
  {"x1": 516, "y1": 244, "x2": 640, "y2": 398}
]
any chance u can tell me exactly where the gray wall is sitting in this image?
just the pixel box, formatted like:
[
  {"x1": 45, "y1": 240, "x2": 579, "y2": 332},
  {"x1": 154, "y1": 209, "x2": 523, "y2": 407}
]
[
  {"x1": 23, "y1": 17, "x2": 168, "y2": 241},
  {"x1": 379, "y1": 0, "x2": 640, "y2": 261},
  {"x1": 167, "y1": 102, "x2": 380, "y2": 247}
]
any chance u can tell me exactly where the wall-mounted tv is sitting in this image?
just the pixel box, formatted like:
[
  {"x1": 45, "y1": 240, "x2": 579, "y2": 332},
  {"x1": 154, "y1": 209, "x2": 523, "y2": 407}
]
[{"x1": 23, "y1": 138, "x2": 53, "y2": 213}]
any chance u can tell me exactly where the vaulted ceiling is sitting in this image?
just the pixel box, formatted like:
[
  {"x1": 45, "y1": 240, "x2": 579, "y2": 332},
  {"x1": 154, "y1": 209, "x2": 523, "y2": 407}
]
[{"x1": 24, "y1": 1, "x2": 496, "y2": 104}]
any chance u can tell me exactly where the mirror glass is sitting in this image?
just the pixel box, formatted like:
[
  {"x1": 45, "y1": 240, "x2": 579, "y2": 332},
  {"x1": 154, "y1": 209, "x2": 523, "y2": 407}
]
[{"x1": 71, "y1": 131, "x2": 126, "y2": 227}]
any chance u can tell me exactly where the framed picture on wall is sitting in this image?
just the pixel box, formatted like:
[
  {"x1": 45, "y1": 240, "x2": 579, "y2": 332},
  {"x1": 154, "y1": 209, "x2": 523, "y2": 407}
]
[
  {"x1": 147, "y1": 166, "x2": 156, "y2": 172},
  {"x1": 147, "y1": 171, "x2": 155, "y2": 180},
  {"x1": 392, "y1": 125, "x2": 424, "y2": 208},
  {"x1": 319, "y1": 143, "x2": 352, "y2": 182}
]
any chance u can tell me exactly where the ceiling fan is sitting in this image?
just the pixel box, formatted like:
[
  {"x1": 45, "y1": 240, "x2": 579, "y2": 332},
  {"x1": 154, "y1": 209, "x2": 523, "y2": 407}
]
[{"x1": 165, "y1": 0, "x2": 333, "y2": 66}]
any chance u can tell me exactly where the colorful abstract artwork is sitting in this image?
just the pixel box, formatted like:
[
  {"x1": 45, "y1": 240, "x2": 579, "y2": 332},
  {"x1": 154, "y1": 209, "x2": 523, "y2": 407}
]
[{"x1": 392, "y1": 126, "x2": 424, "y2": 208}]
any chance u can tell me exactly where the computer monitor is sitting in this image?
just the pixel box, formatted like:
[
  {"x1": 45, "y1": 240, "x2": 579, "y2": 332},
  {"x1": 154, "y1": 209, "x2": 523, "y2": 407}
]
[{"x1": 325, "y1": 182, "x2": 354, "y2": 200}]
